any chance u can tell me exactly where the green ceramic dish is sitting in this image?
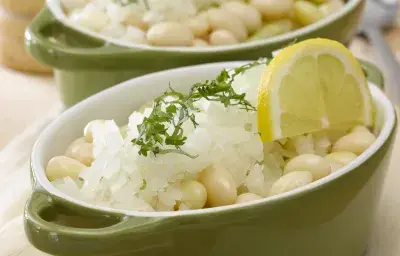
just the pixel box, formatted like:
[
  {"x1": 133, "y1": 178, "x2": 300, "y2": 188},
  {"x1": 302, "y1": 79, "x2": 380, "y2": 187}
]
[
  {"x1": 26, "y1": 0, "x2": 365, "y2": 107},
  {"x1": 25, "y1": 61, "x2": 396, "y2": 256}
]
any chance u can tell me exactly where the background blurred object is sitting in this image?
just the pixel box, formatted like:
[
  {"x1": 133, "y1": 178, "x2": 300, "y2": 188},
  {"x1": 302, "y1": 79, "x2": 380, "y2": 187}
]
[
  {"x1": 0, "y1": 0, "x2": 46, "y2": 18},
  {"x1": 0, "y1": 0, "x2": 55, "y2": 149},
  {"x1": 32, "y1": 0, "x2": 364, "y2": 107},
  {"x1": 387, "y1": 28, "x2": 400, "y2": 60},
  {"x1": 0, "y1": 0, "x2": 52, "y2": 72},
  {"x1": 359, "y1": 0, "x2": 400, "y2": 104}
]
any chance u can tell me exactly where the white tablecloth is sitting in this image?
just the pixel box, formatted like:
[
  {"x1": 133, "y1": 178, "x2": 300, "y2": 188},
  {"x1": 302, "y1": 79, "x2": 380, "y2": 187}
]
[{"x1": 0, "y1": 106, "x2": 60, "y2": 256}]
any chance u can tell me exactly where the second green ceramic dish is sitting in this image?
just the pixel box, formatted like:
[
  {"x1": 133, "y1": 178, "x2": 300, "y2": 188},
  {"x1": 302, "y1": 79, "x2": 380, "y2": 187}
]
[
  {"x1": 25, "y1": 61, "x2": 396, "y2": 256},
  {"x1": 26, "y1": 0, "x2": 365, "y2": 107}
]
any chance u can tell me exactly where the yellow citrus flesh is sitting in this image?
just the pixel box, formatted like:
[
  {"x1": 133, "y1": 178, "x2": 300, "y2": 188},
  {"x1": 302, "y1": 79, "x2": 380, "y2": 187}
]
[{"x1": 258, "y1": 38, "x2": 374, "y2": 142}]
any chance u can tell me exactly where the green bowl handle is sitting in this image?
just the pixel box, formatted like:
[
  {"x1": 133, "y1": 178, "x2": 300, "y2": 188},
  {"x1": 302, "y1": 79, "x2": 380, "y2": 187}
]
[
  {"x1": 358, "y1": 59, "x2": 384, "y2": 89},
  {"x1": 26, "y1": 8, "x2": 147, "y2": 70},
  {"x1": 25, "y1": 190, "x2": 173, "y2": 255}
]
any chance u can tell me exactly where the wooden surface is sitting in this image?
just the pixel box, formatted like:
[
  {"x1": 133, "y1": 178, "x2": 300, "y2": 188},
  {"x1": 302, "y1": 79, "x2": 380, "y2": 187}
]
[{"x1": 1, "y1": 24, "x2": 400, "y2": 256}]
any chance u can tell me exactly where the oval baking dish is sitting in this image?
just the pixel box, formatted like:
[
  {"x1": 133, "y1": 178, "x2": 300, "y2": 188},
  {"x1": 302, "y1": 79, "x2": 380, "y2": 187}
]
[
  {"x1": 25, "y1": 61, "x2": 396, "y2": 256},
  {"x1": 25, "y1": 0, "x2": 365, "y2": 107}
]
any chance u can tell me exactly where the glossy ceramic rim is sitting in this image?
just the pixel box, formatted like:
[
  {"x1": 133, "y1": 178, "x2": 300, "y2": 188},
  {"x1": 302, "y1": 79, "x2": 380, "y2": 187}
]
[
  {"x1": 31, "y1": 61, "x2": 395, "y2": 217},
  {"x1": 46, "y1": 0, "x2": 362, "y2": 53}
]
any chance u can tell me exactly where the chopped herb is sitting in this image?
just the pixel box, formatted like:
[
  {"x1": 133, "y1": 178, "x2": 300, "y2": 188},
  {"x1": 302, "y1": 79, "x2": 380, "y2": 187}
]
[
  {"x1": 132, "y1": 59, "x2": 269, "y2": 158},
  {"x1": 140, "y1": 179, "x2": 147, "y2": 190},
  {"x1": 113, "y1": 0, "x2": 149, "y2": 9}
]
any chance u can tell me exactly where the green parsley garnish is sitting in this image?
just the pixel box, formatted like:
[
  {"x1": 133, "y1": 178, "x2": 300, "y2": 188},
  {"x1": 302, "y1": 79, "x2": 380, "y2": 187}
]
[
  {"x1": 114, "y1": 0, "x2": 149, "y2": 9},
  {"x1": 132, "y1": 60, "x2": 268, "y2": 158}
]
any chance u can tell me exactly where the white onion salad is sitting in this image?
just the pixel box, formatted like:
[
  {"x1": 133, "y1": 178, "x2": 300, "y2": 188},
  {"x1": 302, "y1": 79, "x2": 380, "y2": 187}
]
[
  {"x1": 47, "y1": 61, "x2": 377, "y2": 212},
  {"x1": 60, "y1": 0, "x2": 346, "y2": 47}
]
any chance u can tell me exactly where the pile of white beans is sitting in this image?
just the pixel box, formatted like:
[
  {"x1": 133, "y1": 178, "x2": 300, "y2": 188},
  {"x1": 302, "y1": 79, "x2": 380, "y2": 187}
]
[
  {"x1": 46, "y1": 118, "x2": 376, "y2": 210},
  {"x1": 61, "y1": 0, "x2": 345, "y2": 47}
]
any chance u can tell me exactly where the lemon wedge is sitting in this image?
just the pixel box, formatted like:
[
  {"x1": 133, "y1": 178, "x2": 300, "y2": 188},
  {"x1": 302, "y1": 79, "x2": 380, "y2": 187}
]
[{"x1": 257, "y1": 38, "x2": 374, "y2": 142}]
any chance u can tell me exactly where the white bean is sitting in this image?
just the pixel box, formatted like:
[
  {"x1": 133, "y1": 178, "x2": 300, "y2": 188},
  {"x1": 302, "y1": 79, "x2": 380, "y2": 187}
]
[
  {"x1": 269, "y1": 171, "x2": 313, "y2": 196},
  {"x1": 124, "y1": 14, "x2": 147, "y2": 30},
  {"x1": 236, "y1": 193, "x2": 263, "y2": 204},
  {"x1": 181, "y1": 180, "x2": 207, "y2": 209},
  {"x1": 123, "y1": 8, "x2": 147, "y2": 29},
  {"x1": 332, "y1": 132, "x2": 376, "y2": 155},
  {"x1": 121, "y1": 26, "x2": 147, "y2": 44},
  {"x1": 284, "y1": 154, "x2": 331, "y2": 180},
  {"x1": 319, "y1": 0, "x2": 345, "y2": 17},
  {"x1": 70, "y1": 4, "x2": 109, "y2": 32},
  {"x1": 142, "y1": 10, "x2": 163, "y2": 27},
  {"x1": 193, "y1": 39, "x2": 209, "y2": 47},
  {"x1": 188, "y1": 16, "x2": 210, "y2": 37},
  {"x1": 293, "y1": 1, "x2": 322, "y2": 26},
  {"x1": 147, "y1": 22, "x2": 194, "y2": 46},
  {"x1": 351, "y1": 125, "x2": 370, "y2": 134},
  {"x1": 106, "y1": 2, "x2": 128, "y2": 24},
  {"x1": 206, "y1": 8, "x2": 248, "y2": 42},
  {"x1": 101, "y1": 24, "x2": 126, "y2": 39},
  {"x1": 84, "y1": 120, "x2": 105, "y2": 143},
  {"x1": 325, "y1": 151, "x2": 358, "y2": 166},
  {"x1": 222, "y1": 1, "x2": 262, "y2": 33},
  {"x1": 61, "y1": 0, "x2": 88, "y2": 11},
  {"x1": 199, "y1": 164, "x2": 237, "y2": 207},
  {"x1": 209, "y1": 30, "x2": 239, "y2": 45},
  {"x1": 68, "y1": 137, "x2": 86, "y2": 148},
  {"x1": 65, "y1": 138, "x2": 94, "y2": 166},
  {"x1": 46, "y1": 156, "x2": 86, "y2": 182},
  {"x1": 250, "y1": 19, "x2": 293, "y2": 41},
  {"x1": 328, "y1": 162, "x2": 344, "y2": 172},
  {"x1": 250, "y1": 0, "x2": 294, "y2": 20}
]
